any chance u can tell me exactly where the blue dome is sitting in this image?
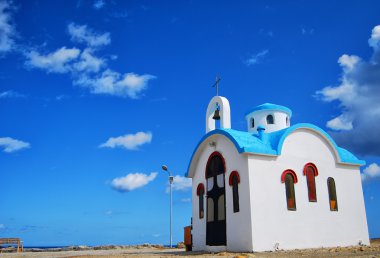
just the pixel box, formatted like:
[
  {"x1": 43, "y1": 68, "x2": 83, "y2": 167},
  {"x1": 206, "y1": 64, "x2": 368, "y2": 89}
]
[{"x1": 245, "y1": 103, "x2": 292, "y2": 117}]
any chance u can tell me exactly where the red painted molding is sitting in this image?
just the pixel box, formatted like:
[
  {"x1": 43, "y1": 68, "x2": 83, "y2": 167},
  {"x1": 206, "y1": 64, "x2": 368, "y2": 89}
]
[
  {"x1": 281, "y1": 169, "x2": 298, "y2": 183},
  {"x1": 303, "y1": 163, "x2": 319, "y2": 176},
  {"x1": 229, "y1": 171, "x2": 240, "y2": 186},
  {"x1": 196, "y1": 183, "x2": 205, "y2": 196},
  {"x1": 204, "y1": 151, "x2": 226, "y2": 178}
]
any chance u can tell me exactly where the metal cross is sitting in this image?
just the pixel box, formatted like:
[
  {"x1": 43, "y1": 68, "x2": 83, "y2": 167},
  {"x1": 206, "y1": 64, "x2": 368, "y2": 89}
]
[{"x1": 212, "y1": 76, "x2": 221, "y2": 96}]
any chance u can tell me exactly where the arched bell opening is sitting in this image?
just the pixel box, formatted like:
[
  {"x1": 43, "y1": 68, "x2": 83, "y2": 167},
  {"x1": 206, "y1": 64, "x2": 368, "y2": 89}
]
[{"x1": 206, "y1": 96, "x2": 231, "y2": 133}]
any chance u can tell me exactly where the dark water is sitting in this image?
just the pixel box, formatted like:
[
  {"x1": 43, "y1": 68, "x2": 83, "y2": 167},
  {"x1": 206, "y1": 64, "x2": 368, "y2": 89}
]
[{"x1": 23, "y1": 246, "x2": 70, "y2": 249}]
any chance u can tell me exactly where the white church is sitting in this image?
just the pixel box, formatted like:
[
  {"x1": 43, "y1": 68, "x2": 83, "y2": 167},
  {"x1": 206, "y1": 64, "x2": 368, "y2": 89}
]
[{"x1": 186, "y1": 95, "x2": 369, "y2": 252}]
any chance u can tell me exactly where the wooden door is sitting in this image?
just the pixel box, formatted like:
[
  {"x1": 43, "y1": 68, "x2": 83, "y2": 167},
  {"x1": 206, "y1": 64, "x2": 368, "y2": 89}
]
[{"x1": 206, "y1": 152, "x2": 226, "y2": 246}]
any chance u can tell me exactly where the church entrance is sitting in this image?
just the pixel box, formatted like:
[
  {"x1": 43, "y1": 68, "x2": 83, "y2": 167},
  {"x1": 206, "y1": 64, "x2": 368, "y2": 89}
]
[{"x1": 206, "y1": 152, "x2": 226, "y2": 246}]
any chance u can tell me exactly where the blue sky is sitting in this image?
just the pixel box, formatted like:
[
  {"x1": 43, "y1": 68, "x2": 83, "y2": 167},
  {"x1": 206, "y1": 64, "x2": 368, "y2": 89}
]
[{"x1": 1, "y1": 0, "x2": 380, "y2": 246}]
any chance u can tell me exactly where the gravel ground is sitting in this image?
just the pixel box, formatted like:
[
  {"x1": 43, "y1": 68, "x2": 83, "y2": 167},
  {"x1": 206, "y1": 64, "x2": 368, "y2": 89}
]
[{"x1": 1, "y1": 239, "x2": 380, "y2": 258}]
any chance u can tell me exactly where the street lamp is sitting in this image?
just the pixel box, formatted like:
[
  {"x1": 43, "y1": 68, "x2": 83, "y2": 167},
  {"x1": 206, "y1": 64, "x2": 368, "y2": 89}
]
[{"x1": 162, "y1": 165, "x2": 174, "y2": 248}]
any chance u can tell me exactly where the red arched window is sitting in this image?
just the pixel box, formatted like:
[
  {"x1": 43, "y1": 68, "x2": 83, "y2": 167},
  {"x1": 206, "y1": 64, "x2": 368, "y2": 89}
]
[
  {"x1": 205, "y1": 151, "x2": 226, "y2": 179},
  {"x1": 229, "y1": 171, "x2": 240, "y2": 213},
  {"x1": 281, "y1": 170, "x2": 298, "y2": 211},
  {"x1": 303, "y1": 163, "x2": 318, "y2": 202},
  {"x1": 197, "y1": 183, "x2": 205, "y2": 218}
]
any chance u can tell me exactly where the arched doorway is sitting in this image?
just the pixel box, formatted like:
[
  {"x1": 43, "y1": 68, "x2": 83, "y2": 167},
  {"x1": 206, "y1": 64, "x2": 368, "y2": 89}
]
[{"x1": 205, "y1": 151, "x2": 226, "y2": 246}]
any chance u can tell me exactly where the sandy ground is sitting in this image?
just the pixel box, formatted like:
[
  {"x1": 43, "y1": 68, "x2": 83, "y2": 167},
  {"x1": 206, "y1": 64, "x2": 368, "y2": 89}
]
[{"x1": 1, "y1": 239, "x2": 380, "y2": 258}]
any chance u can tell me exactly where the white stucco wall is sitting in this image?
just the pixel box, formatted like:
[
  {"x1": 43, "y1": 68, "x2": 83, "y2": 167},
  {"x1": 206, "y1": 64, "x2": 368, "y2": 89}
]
[
  {"x1": 248, "y1": 129, "x2": 369, "y2": 251},
  {"x1": 190, "y1": 135, "x2": 253, "y2": 252},
  {"x1": 245, "y1": 110, "x2": 290, "y2": 133}
]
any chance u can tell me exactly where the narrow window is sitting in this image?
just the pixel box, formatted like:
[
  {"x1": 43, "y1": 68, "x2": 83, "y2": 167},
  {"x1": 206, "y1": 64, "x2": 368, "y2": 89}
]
[
  {"x1": 229, "y1": 171, "x2": 240, "y2": 213},
  {"x1": 267, "y1": 114, "x2": 274, "y2": 124},
  {"x1": 207, "y1": 198, "x2": 214, "y2": 221},
  {"x1": 327, "y1": 177, "x2": 338, "y2": 211},
  {"x1": 197, "y1": 184, "x2": 205, "y2": 219},
  {"x1": 304, "y1": 163, "x2": 318, "y2": 202},
  {"x1": 217, "y1": 174, "x2": 224, "y2": 187},
  {"x1": 251, "y1": 118, "x2": 255, "y2": 128},
  {"x1": 281, "y1": 170, "x2": 298, "y2": 211},
  {"x1": 218, "y1": 194, "x2": 225, "y2": 220},
  {"x1": 286, "y1": 116, "x2": 289, "y2": 126}
]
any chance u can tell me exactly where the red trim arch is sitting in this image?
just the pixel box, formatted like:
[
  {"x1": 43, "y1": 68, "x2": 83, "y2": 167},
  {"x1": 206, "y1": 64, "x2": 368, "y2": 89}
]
[
  {"x1": 281, "y1": 169, "x2": 298, "y2": 183},
  {"x1": 204, "y1": 151, "x2": 226, "y2": 178},
  {"x1": 196, "y1": 183, "x2": 205, "y2": 196},
  {"x1": 303, "y1": 162, "x2": 319, "y2": 176},
  {"x1": 228, "y1": 171, "x2": 240, "y2": 186},
  {"x1": 303, "y1": 163, "x2": 318, "y2": 202}
]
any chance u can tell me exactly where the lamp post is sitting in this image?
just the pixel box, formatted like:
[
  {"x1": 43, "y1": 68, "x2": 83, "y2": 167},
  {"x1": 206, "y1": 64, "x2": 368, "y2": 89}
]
[{"x1": 162, "y1": 165, "x2": 173, "y2": 248}]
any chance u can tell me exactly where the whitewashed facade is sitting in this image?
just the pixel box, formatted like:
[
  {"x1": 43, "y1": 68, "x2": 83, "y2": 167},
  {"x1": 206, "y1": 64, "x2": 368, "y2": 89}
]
[{"x1": 186, "y1": 96, "x2": 369, "y2": 252}]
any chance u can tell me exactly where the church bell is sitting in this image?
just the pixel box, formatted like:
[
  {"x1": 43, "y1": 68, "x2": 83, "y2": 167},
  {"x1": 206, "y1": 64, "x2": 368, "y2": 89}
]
[{"x1": 213, "y1": 108, "x2": 221, "y2": 120}]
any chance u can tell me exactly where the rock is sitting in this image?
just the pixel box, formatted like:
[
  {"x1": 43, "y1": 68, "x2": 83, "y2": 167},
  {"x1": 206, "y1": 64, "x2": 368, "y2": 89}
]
[
  {"x1": 0, "y1": 247, "x2": 17, "y2": 253},
  {"x1": 46, "y1": 248, "x2": 63, "y2": 252},
  {"x1": 177, "y1": 242, "x2": 185, "y2": 248}
]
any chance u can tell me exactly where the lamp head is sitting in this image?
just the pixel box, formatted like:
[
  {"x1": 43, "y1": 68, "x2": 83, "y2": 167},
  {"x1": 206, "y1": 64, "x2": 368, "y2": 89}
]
[{"x1": 162, "y1": 165, "x2": 168, "y2": 171}]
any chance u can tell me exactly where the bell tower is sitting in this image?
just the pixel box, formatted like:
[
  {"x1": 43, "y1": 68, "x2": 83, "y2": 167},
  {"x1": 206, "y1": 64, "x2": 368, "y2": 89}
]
[{"x1": 205, "y1": 96, "x2": 231, "y2": 133}]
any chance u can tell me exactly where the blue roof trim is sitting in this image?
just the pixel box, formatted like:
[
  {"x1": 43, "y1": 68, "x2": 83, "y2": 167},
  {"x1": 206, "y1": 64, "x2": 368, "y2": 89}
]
[
  {"x1": 185, "y1": 129, "x2": 275, "y2": 177},
  {"x1": 186, "y1": 124, "x2": 365, "y2": 177},
  {"x1": 245, "y1": 103, "x2": 292, "y2": 117}
]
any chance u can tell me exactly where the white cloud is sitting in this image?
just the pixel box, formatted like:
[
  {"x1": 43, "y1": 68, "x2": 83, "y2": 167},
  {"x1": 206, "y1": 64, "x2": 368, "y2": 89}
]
[
  {"x1": 368, "y1": 25, "x2": 380, "y2": 50},
  {"x1": 246, "y1": 50, "x2": 269, "y2": 66},
  {"x1": 0, "y1": 90, "x2": 25, "y2": 98},
  {"x1": 25, "y1": 46, "x2": 105, "y2": 79},
  {"x1": 326, "y1": 115, "x2": 353, "y2": 131},
  {"x1": 180, "y1": 198, "x2": 191, "y2": 203},
  {"x1": 111, "y1": 172, "x2": 157, "y2": 192},
  {"x1": 167, "y1": 175, "x2": 192, "y2": 192},
  {"x1": 75, "y1": 70, "x2": 156, "y2": 98},
  {"x1": 338, "y1": 54, "x2": 360, "y2": 71},
  {"x1": 25, "y1": 47, "x2": 80, "y2": 73},
  {"x1": 317, "y1": 81, "x2": 356, "y2": 103},
  {"x1": 0, "y1": 137, "x2": 30, "y2": 153},
  {"x1": 93, "y1": 0, "x2": 105, "y2": 10},
  {"x1": 301, "y1": 27, "x2": 314, "y2": 35},
  {"x1": 362, "y1": 163, "x2": 380, "y2": 182},
  {"x1": 23, "y1": 23, "x2": 155, "y2": 98},
  {"x1": 100, "y1": 131, "x2": 152, "y2": 150},
  {"x1": 73, "y1": 48, "x2": 105, "y2": 73},
  {"x1": 0, "y1": 0, "x2": 15, "y2": 54},
  {"x1": 68, "y1": 23, "x2": 110, "y2": 47},
  {"x1": 55, "y1": 94, "x2": 68, "y2": 101},
  {"x1": 316, "y1": 25, "x2": 380, "y2": 156}
]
